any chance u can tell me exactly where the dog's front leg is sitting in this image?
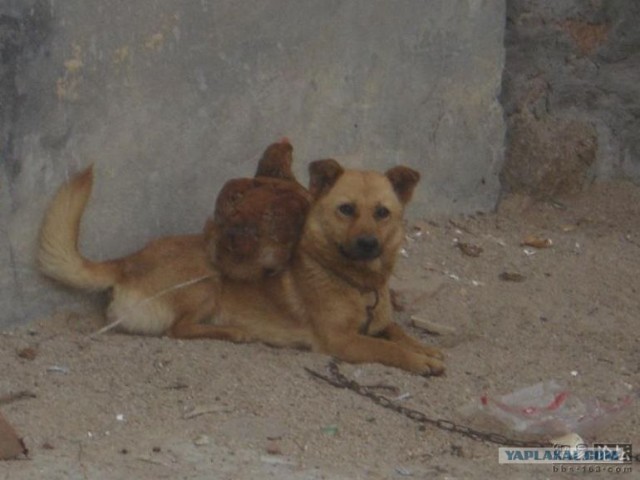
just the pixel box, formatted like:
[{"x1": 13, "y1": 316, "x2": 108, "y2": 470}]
[
  {"x1": 379, "y1": 323, "x2": 444, "y2": 361},
  {"x1": 317, "y1": 331, "x2": 444, "y2": 376}
]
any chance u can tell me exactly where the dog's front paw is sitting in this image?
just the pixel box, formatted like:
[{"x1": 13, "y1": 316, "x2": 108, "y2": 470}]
[
  {"x1": 408, "y1": 353, "x2": 445, "y2": 376},
  {"x1": 418, "y1": 344, "x2": 444, "y2": 360},
  {"x1": 421, "y1": 356, "x2": 445, "y2": 376}
]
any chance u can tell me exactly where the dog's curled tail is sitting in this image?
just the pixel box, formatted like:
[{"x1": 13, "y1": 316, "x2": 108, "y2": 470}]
[{"x1": 38, "y1": 166, "x2": 121, "y2": 291}]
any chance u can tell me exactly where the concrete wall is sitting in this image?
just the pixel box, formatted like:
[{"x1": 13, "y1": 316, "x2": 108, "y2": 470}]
[
  {"x1": 0, "y1": 0, "x2": 506, "y2": 327},
  {"x1": 501, "y1": 0, "x2": 640, "y2": 197}
]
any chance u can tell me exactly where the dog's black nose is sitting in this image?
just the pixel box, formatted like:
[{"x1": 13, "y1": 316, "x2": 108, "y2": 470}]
[
  {"x1": 340, "y1": 235, "x2": 382, "y2": 261},
  {"x1": 355, "y1": 235, "x2": 380, "y2": 255}
]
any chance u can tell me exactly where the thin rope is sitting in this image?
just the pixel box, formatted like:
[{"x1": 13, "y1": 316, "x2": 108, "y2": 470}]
[{"x1": 91, "y1": 274, "x2": 213, "y2": 337}]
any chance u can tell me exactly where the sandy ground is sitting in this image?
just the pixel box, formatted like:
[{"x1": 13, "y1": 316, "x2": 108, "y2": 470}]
[{"x1": 1, "y1": 181, "x2": 639, "y2": 479}]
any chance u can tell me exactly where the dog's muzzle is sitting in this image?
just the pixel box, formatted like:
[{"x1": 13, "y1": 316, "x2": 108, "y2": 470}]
[{"x1": 340, "y1": 235, "x2": 382, "y2": 261}]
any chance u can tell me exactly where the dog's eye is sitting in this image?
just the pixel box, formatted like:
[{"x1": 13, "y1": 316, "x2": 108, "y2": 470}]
[
  {"x1": 374, "y1": 206, "x2": 390, "y2": 220},
  {"x1": 337, "y1": 203, "x2": 356, "y2": 217}
]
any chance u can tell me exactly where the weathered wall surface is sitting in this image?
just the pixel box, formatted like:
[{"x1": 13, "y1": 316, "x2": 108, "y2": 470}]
[
  {"x1": 501, "y1": 0, "x2": 640, "y2": 197},
  {"x1": 0, "y1": 1, "x2": 506, "y2": 326}
]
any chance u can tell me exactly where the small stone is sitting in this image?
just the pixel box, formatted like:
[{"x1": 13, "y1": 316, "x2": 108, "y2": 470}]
[
  {"x1": 17, "y1": 347, "x2": 37, "y2": 361},
  {"x1": 260, "y1": 455, "x2": 295, "y2": 466},
  {"x1": 0, "y1": 412, "x2": 27, "y2": 460},
  {"x1": 521, "y1": 235, "x2": 553, "y2": 249},
  {"x1": 321, "y1": 425, "x2": 338, "y2": 436},
  {"x1": 395, "y1": 466, "x2": 413, "y2": 476},
  {"x1": 410, "y1": 316, "x2": 456, "y2": 335},
  {"x1": 265, "y1": 440, "x2": 282, "y2": 455},
  {"x1": 193, "y1": 434, "x2": 210, "y2": 446},
  {"x1": 456, "y1": 242, "x2": 483, "y2": 257},
  {"x1": 499, "y1": 271, "x2": 526, "y2": 282}
]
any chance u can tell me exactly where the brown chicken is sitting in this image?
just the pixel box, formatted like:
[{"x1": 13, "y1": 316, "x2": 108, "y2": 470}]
[
  {"x1": 204, "y1": 139, "x2": 311, "y2": 280},
  {"x1": 254, "y1": 137, "x2": 297, "y2": 182}
]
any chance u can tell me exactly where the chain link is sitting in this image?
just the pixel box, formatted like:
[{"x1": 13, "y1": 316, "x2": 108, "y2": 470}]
[{"x1": 305, "y1": 360, "x2": 551, "y2": 448}]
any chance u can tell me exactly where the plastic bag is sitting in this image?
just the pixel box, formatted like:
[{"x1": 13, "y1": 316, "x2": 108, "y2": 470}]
[{"x1": 461, "y1": 380, "x2": 634, "y2": 439}]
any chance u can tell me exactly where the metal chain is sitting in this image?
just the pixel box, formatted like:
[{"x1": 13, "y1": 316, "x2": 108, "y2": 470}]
[
  {"x1": 359, "y1": 289, "x2": 379, "y2": 335},
  {"x1": 305, "y1": 360, "x2": 551, "y2": 448}
]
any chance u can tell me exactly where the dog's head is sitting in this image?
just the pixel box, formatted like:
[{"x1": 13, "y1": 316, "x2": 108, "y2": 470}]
[{"x1": 303, "y1": 159, "x2": 420, "y2": 287}]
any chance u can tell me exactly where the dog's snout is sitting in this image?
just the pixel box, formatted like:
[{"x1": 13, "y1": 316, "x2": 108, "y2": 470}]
[
  {"x1": 348, "y1": 235, "x2": 381, "y2": 261},
  {"x1": 340, "y1": 235, "x2": 382, "y2": 261},
  {"x1": 356, "y1": 235, "x2": 379, "y2": 253}
]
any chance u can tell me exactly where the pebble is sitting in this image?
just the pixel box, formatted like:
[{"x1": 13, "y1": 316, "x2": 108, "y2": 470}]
[
  {"x1": 17, "y1": 347, "x2": 37, "y2": 360},
  {"x1": 193, "y1": 434, "x2": 210, "y2": 446}
]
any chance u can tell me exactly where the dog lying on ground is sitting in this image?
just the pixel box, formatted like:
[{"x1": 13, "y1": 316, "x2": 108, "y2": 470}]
[{"x1": 38, "y1": 151, "x2": 444, "y2": 375}]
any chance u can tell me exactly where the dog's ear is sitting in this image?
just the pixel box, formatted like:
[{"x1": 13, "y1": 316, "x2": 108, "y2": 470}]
[
  {"x1": 308, "y1": 159, "x2": 344, "y2": 198},
  {"x1": 385, "y1": 166, "x2": 420, "y2": 204}
]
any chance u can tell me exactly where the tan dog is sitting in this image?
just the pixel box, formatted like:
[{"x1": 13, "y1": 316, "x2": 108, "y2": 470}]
[{"x1": 38, "y1": 159, "x2": 444, "y2": 375}]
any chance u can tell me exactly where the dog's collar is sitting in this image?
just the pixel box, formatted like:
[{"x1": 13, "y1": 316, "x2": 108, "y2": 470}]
[{"x1": 359, "y1": 289, "x2": 379, "y2": 335}]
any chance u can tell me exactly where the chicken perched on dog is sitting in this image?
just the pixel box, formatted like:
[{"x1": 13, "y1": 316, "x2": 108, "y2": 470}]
[{"x1": 204, "y1": 138, "x2": 311, "y2": 280}]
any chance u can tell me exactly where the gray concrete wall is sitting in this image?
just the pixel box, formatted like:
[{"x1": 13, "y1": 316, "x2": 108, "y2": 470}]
[
  {"x1": 501, "y1": 0, "x2": 640, "y2": 197},
  {"x1": 0, "y1": 0, "x2": 506, "y2": 327}
]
